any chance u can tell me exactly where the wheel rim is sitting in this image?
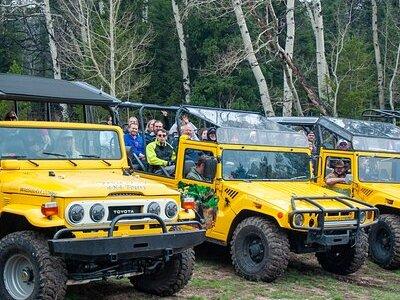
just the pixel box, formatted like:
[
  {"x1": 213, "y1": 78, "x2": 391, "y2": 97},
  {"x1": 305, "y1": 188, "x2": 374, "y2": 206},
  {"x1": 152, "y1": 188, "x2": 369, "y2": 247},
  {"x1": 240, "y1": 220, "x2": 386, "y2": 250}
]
[
  {"x1": 244, "y1": 234, "x2": 265, "y2": 264},
  {"x1": 374, "y1": 226, "x2": 393, "y2": 259},
  {"x1": 4, "y1": 254, "x2": 35, "y2": 300}
]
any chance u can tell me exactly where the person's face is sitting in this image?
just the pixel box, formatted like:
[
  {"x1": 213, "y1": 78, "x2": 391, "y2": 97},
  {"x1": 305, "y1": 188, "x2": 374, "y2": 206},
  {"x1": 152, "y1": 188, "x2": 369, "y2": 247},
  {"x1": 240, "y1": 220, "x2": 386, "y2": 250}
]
[
  {"x1": 181, "y1": 126, "x2": 192, "y2": 136},
  {"x1": 128, "y1": 117, "x2": 138, "y2": 126},
  {"x1": 201, "y1": 130, "x2": 208, "y2": 140},
  {"x1": 307, "y1": 132, "x2": 315, "y2": 142},
  {"x1": 129, "y1": 124, "x2": 139, "y2": 136},
  {"x1": 197, "y1": 163, "x2": 205, "y2": 174},
  {"x1": 209, "y1": 133, "x2": 216, "y2": 141},
  {"x1": 181, "y1": 115, "x2": 189, "y2": 124},
  {"x1": 156, "y1": 131, "x2": 167, "y2": 143},
  {"x1": 148, "y1": 121, "x2": 155, "y2": 132},
  {"x1": 335, "y1": 165, "x2": 346, "y2": 176},
  {"x1": 107, "y1": 116, "x2": 112, "y2": 125},
  {"x1": 153, "y1": 122, "x2": 163, "y2": 133},
  {"x1": 338, "y1": 142, "x2": 349, "y2": 150}
]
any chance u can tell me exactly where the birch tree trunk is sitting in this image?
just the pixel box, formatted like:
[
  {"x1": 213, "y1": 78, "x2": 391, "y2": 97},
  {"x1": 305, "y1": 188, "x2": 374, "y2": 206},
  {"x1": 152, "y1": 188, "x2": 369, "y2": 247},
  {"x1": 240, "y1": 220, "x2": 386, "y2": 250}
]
[
  {"x1": 371, "y1": 0, "x2": 385, "y2": 109},
  {"x1": 43, "y1": 0, "x2": 60, "y2": 79},
  {"x1": 232, "y1": 0, "x2": 274, "y2": 116},
  {"x1": 389, "y1": 42, "x2": 400, "y2": 110},
  {"x1": 109, "y1": 0, "x2": 116, "y2": 97},
  {"x1": 172, "y1": 0, "x2": 191, "y2": 103},
  {"x1": 305, "y1": 0, "x2": 331, "y2": 102},
  {"x1": 283, "y1": 0, "x2": 295, "y2": 116}
]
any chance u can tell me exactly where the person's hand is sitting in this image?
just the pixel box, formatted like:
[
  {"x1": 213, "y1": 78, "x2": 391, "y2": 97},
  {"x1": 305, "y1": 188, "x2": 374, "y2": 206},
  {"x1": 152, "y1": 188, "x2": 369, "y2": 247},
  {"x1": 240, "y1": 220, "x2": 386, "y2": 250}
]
[
  {"x1": 139, "y1": 153, "x2": 145, "y2": 160},
  {"x1": 344, "y1": 174, "x2": 353, "y2": 184},
  {"x1": 161, "y1": 110, "x2": 168, "y2": 117}
]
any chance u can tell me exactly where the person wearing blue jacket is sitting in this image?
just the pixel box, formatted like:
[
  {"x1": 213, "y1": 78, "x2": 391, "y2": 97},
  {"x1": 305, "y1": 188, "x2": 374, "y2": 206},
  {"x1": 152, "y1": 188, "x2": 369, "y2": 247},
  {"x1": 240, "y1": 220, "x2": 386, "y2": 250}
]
[{"x1": 124, "y1": 123, "x2": 145, "y2": 160}]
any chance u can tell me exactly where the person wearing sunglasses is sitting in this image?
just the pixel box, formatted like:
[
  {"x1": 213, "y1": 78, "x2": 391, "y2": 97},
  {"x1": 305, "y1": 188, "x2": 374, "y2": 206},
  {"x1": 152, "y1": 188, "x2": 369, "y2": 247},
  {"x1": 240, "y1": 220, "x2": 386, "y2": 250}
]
[{"x1": 146, "y1": 128, "x2": 176, "y2": 175}]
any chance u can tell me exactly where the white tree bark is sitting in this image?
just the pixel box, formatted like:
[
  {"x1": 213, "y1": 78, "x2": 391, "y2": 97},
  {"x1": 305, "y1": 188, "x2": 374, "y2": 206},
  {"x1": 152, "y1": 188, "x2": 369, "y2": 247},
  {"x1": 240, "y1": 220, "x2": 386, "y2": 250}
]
[
  {"x1": 283, "y1": 0, "x2": 295, "y2": 116},
  {"x1": 172, "y1": 0, "x2": 191, "y2": 103},
  {"x1": 371, "y1": 0, "x2": 385, "y2": 109},
  {"x1": 305, "y1": 0, "x2": 331, "y2": 102},
  {"x1": 142, "y1": 0, "x2": 148, "y2": 22},
  {"x1": 232, "y1": 0, "x2": 274, "y2": 116},
  {"x1": 109, "y1": 0, "x2": 116, "y2": 97},
  {"x1": 389, "y1": 42, "x2": 400, "y2": 110},
  {"x1": 43, "y1": 0, "x2": 61, "y2": 79}
]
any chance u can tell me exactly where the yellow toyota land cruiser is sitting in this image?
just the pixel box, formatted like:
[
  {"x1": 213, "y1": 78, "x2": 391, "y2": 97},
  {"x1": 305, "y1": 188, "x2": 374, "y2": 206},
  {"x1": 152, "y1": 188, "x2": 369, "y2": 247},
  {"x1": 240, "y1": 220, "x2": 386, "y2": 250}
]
[
  {"x1": 0, "y1": 121, "x2": 204, "y2": 299},
  {"x1": 123, "y1": 104, "x2": 378, "y2": 282},
  {"x1": 273, "y1": 116, "x2": 400, "y2": 270}
]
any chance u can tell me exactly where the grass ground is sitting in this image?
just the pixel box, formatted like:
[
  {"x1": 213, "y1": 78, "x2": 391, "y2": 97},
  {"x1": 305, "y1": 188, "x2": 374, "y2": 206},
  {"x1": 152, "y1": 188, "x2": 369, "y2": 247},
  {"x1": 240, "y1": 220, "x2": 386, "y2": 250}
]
[{"x1": 66, "y1": 243, "x2": 400, "y2": 300}]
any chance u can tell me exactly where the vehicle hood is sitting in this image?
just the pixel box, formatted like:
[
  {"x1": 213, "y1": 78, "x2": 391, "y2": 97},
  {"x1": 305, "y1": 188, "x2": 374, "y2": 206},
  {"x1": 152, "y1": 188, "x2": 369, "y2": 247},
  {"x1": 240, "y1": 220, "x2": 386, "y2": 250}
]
[
  {"x1": 224, "y1": 181, "x2": 367, "y2": 212},
  {"x1": 1, "y1": 170, "x2": 179, "y2": 198},
  {"x1": 358, "y1": 182, "x2": 400, "y2": 201}
]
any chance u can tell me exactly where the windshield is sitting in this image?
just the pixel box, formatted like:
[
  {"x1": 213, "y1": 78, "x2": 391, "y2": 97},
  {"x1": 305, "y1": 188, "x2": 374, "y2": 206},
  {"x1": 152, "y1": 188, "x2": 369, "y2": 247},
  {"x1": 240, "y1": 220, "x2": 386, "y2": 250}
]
[
  {"x1": 359, "y1": 156, "x2": 400, "y2": 183},
  {"x1": 0, "y1": 127, "x2": 121, "y2": 160},
  {"x1": 217, "y1": 128, "x2": 308, "y2": 147},
  {"x1": 222, "y1": 150, "x2": 311, "y2": 180}
]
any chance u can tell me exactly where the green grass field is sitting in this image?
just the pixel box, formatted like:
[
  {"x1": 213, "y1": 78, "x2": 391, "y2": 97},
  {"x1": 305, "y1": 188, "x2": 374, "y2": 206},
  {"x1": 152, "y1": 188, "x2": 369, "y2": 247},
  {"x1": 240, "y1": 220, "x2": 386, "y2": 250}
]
[{"x1": 66, "y1": 244, "x2": 400, "y2": 300}]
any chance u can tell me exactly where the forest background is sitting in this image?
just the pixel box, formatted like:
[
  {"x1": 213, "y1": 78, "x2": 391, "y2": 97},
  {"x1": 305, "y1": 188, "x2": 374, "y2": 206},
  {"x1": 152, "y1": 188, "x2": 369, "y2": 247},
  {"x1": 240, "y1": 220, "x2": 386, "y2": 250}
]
[{"x1": 1, "y1": 0, "x2": 399, "y2": 118}]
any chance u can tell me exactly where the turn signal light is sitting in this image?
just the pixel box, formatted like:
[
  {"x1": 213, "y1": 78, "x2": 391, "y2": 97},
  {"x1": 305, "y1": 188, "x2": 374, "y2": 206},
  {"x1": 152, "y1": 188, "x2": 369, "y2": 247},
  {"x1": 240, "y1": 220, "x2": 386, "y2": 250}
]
[
  {"x1": 41, "y1": 202, "x2": 58, "y2": 217},
  {"x1": 182, "y1": 197, "x2": 195, "y2": 210}
]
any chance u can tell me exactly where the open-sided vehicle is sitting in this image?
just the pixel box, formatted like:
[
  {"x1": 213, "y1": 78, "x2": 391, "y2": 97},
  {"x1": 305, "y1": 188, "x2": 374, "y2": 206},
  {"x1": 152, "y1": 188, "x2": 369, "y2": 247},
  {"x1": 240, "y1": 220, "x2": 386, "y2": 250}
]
[
  {"x1": 273, "y1": 116, "x2": 400, "y2": 269},
  {"x1": 125, "y1": 104, "x2": 378, "y2": 282},
  {"x1": 0, "y1": 75, "x2": 205, "y2": 299}
]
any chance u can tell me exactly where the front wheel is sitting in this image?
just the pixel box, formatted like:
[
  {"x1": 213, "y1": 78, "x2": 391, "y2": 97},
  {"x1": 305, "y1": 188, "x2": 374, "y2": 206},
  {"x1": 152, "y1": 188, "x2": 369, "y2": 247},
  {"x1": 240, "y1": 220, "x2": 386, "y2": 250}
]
[
  {"x1": 316, "y1": 230, "x2": 368, "y2": 275},
  {"x1": 369, "y1": 214, "x2": 400, "y2": 269},
  {"x1": 230, "y1": 217, "x2": 290, "y2": 282},
  {"x1": 131, "y1": 248, "x2": 195, "y2": 296},
  {"x1": 0, "y1": 231, "x2": 67, "y2": 300}
]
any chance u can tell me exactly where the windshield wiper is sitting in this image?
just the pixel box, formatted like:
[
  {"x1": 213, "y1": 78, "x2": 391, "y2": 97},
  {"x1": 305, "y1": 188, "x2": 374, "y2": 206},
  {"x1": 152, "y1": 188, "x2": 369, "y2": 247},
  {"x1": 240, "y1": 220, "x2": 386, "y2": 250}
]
[
  {"x1": 80, "y1": 154, "x2": 111, "y2": 166},
  {"x1": 43, "y1": 152, "x2": 66, "y2": 157},
  {"x1": 28, "y1": 160, "x2": 39, "y2": 167},
  {"x1": 1, "y1": 155, "x2": 27, "y2": 159}
]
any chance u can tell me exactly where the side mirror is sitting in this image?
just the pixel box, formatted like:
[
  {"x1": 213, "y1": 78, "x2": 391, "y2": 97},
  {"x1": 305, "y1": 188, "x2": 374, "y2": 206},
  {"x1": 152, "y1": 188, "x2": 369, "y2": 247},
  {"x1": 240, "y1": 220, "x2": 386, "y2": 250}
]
[
  {"x1": 345, "y1": 174, "x2": 353, "y2": 184},
  {"x1": 1, "y1": 160, "x2": 21, "y2": 170}
]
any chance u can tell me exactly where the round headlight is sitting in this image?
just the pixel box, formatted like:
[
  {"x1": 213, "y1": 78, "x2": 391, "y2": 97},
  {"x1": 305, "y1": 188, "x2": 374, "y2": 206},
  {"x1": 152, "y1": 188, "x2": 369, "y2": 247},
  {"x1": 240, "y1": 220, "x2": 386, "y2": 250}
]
[
  {"x1": 69, "y1": 204, "x2": 84, "y2": 224},
  {"x1": 165, "y1": 201, "x2": 178, "y2": 219},
  {"x1": 147, "y1": 202, "x2": 161, "y2": 215},
  {"x1": 90, "y1": 203, "x2": 105, "y2": 222},
  {"x1": 293, "y1": 213, "x2": 304, "y2": 227},
  {"x1": 359, "y1": 211, "x2": 366, "y2": 224}
]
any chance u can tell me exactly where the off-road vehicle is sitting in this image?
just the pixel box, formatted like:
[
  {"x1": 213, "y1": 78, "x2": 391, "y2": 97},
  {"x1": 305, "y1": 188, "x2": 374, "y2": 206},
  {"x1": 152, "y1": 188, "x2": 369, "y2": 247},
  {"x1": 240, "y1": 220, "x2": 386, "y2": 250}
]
[
  {"x1": 121, "y1": 104, "x2": 378, "y2": 282},
  {"x1": 273, "y1": 116, "x2": 400, "y2": 269},
  {"x1": 0, "y1": 75, "x2": 205, "y2": 299}
]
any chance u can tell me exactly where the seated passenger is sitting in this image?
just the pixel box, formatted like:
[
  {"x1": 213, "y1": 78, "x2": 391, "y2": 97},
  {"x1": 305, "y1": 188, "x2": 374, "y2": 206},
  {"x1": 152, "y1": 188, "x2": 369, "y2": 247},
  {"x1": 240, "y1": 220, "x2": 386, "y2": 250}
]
[
  {"x1": 146, "y1": 129, "x2": 176, "y2": 175},
  {"x1": 337, "y1": 139, "x2": 352, "y2": 151},
  {"x1": 207, "y1": 127, "x2": 217, "y2": 142},
  {"x1": 59, "y1": 131, "x2": 80, "y2": 158},
  {"x1": 124, "y1": 123, "x2": 145, "y2": 160},
  {"x1": 4, "y1": 111, "x2": 18, "y2": 121},
  {"x1": 187, "y1": 156, "x2": 207, "y2": 181},
  {"x1": 198, "y1": 128, "x2": 208, "y2": 141},
  {"x1": 325, "y1": 159, "x2": 350, "y2": 186},
  {"x1": 23, "y1": 133, "x2": 45, "y2": 158},
  {"x1": 145, "y1": 120, "x2": 163, "y2": 144},
  {"x1": 169, "y1": 114, "x2": 197, "y2": 137}
]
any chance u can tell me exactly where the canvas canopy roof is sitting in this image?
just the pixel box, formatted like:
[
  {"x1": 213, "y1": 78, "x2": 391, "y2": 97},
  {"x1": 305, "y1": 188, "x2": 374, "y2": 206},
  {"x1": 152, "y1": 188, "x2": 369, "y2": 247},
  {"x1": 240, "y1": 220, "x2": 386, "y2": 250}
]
[{"x1": 0, "y1": 74, "x2": 120, "y2": 106}]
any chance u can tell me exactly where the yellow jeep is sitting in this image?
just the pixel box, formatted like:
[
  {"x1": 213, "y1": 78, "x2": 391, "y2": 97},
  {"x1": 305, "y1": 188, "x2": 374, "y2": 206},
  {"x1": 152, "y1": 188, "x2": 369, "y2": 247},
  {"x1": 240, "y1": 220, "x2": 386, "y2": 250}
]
[
  {"x1": 0, "y1": 120, "x2": 204, "y2": 299},
  {"x1": 126, "y1": 105, "x2": 378, "y2": 282},
  {"x1": 273, "y1": 116, "x2": 400, "y2": 269}
]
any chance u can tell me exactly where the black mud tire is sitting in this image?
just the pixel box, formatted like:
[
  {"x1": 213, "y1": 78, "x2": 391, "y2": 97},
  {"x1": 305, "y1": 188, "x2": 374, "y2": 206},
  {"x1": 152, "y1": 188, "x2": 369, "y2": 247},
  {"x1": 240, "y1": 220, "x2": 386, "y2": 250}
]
[
  {"x1": 369, "y1": 214, "x2": 400, "y2": 269},
  {"x1": 230, "y1": 217, "x2": 290, "y2": 282},
  {"x1": 0, "y1": 230, "x2": 67, "y2": 300},
  {"x1": 132, "y1": 248, "x2": 195, "y2": 296},
  {"x1": 316, "y1": 230, "x2": 368, "y2": 275}
]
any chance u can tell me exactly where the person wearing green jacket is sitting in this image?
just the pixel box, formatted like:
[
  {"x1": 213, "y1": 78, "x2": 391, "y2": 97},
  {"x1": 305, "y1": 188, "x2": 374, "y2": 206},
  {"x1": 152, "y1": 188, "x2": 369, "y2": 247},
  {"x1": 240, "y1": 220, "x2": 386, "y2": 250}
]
[{"x1": 146, "y1": 128, "x2": 176, "y2": 175}]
